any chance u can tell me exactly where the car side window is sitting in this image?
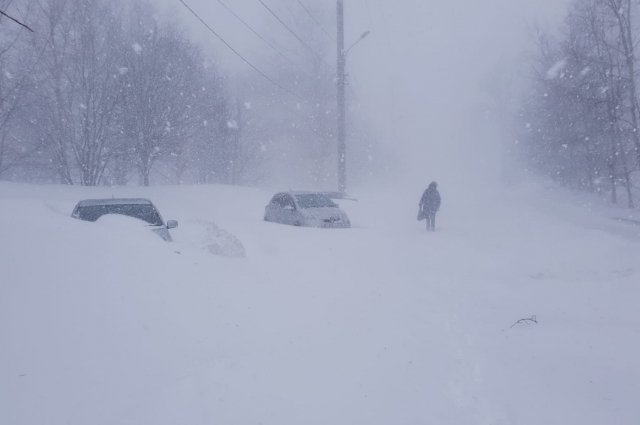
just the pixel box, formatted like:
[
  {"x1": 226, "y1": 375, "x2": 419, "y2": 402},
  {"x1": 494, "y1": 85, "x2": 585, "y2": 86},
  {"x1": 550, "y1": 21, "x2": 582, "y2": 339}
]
[
  {"x1": 283, "y1": 195, "x2": 296, "y2": 209},
  {"x1": 270, "y1": 194, "x2": 283, "y2": 207}
]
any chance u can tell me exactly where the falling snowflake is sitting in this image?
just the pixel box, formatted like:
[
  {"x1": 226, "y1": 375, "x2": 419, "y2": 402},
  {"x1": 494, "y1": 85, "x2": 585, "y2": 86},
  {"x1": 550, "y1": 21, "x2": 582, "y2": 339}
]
[{"x1": 546, "y1": 58, "x2": 567, "y2": 79}]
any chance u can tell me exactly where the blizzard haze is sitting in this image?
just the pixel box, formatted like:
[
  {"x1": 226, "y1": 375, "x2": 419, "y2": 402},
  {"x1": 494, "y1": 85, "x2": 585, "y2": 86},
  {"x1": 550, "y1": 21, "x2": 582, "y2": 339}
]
[
  {"x1": 162, "y1": 0, "x2": 571, "y2": 188},
  {"x1": 2, "y1": 1, "x2": 640, "y2": 425},
  {"x1": 345, "y1": 0, "x2": 570, "y2": 183}
]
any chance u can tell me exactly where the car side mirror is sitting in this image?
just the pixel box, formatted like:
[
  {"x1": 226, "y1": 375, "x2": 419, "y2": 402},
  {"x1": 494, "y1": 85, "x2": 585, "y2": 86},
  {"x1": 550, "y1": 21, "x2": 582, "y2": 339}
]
[{"x1": 166, "y1": 220, "x2": 178, "y2": 229}]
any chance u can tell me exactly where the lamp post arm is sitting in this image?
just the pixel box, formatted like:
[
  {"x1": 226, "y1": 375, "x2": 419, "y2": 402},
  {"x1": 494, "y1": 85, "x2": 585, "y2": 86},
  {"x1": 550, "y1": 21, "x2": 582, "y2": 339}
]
[{"x1": 344, "y1": 30, "x2": 370, "y2": 56}]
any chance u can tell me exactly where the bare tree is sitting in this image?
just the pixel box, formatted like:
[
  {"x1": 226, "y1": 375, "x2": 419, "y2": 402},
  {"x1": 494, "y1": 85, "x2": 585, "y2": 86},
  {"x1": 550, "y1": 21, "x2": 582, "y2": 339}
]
[
  {"x1": 26, "y1": 0, "x2": 126, "y2": 185},
  {"x1": 0, "y1": 0, "x2": 37, "y2": 177},
  {"x1": 520, "y1": 0, "x2": 638, "y2": 207},
  {"x1": 606, "y1": 0, "x2": 640, "y2": 166},
  {"x1": 121, "y1": 3, "x2": 216, "y2": 186},
  {"x1": 68, "y1": 0, "x2": 126, "y2": 185},
  {"x1": 1, "y1": 0, "x2": 231, "y2": 186}
]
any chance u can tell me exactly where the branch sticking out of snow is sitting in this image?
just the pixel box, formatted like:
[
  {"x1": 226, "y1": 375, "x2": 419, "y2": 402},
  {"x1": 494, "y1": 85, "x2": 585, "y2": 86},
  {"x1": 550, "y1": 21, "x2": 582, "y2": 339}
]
[{"x1": 510, "y1": 315, "x2": 538, "y2": 328}]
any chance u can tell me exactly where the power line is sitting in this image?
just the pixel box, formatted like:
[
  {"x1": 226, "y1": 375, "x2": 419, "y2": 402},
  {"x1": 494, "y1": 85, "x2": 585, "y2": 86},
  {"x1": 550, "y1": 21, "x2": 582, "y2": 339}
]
[
  {"x1": 213, "y1": 0, "x2": 287, "y2": 63},
  {"x1": 178, "y1": 0, "x2": 304, "y2": 102},
  {"x1": 296, "y1": 0, "x2": 334, "y2": 41},
  {"x1": 212, "y1": 0, "x2": 313, "y2": 79},
  {"x1": 0, "y1": 9, "x2": 34, "y2": 32},
  {"x1": 257, "y1": 0, "x2": 323, "y2": 63}
]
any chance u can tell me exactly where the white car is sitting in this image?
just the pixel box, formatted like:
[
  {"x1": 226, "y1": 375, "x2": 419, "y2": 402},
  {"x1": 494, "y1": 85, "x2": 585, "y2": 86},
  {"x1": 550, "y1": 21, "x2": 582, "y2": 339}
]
[
  {"x1": 264, "y1": 191, "x2": 351, "y2": 228},
  {"x1": 71, "y1": 198, "x2": 178, "y2": 241}
]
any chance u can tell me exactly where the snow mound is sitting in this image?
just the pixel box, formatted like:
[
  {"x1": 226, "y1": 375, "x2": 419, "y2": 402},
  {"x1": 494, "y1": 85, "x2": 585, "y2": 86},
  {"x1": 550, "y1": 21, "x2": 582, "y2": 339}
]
[{"x1": 192, "y1": 219, "x2": 246, "y2": 258}]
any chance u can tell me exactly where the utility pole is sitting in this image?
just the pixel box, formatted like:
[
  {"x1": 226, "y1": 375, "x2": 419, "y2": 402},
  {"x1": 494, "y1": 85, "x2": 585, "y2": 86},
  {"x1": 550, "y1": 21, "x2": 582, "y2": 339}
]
[{"x1": 336, "y1": 0, "x2": 346, "y2": 193}]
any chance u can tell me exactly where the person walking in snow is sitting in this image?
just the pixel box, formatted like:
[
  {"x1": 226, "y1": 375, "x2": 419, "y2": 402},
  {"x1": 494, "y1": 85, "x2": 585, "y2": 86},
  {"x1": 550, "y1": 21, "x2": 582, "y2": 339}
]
[{"x1": 418, "y1": 181, "x2": 441, "y2": 231}]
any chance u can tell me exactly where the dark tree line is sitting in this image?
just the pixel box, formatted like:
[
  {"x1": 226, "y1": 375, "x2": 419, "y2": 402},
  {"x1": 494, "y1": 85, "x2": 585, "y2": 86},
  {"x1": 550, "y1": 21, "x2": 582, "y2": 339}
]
[
  {"x1": 0, "y1": 0, "x2": 370, "y2": 189},
  {"x1": 0, "y1": 0, "x2": 231, "y2": 186},
  {"x1": 520, "y1": 0, "x2": 640, "y2": 207}
]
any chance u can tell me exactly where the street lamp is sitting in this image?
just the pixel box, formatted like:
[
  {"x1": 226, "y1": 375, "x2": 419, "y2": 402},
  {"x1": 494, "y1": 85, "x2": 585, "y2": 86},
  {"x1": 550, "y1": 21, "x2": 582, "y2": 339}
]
[{"x1": 337, "y1": 0, "x2": 369, "y2": 194}]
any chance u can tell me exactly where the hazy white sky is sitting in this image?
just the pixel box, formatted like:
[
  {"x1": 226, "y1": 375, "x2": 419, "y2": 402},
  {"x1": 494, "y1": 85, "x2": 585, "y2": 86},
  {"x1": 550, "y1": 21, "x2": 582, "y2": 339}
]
[
  {"x1": 342, "y1": 0, "x2": 570, "y2": 181},
  {"x1": 159, "y1": 0, "x2": 570, "y2": 184}
]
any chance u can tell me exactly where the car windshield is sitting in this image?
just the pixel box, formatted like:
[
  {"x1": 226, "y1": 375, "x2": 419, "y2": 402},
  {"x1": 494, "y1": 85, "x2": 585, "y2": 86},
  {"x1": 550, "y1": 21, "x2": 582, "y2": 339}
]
[
  {"x1": 76, "y1": 204, "x2": 164, "y2": 226},
  {"x1": 294, "y1": 194, "x2": 337, "y2": 208}
]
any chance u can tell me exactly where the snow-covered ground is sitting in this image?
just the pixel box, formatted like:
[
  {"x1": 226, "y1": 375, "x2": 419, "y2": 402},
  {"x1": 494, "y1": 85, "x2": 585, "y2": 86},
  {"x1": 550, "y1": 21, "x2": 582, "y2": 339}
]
[{"x1": 1, "y1": 180, "x2": 639, "y2": 425}]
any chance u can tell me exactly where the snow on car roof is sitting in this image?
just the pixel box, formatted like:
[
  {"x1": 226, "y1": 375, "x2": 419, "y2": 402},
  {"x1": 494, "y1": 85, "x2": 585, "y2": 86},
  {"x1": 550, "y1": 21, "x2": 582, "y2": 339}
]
[
  {"x1": 75, "y1": 198, "x2": 154, "y2": 207},
  {"x1": 287, "y1": 191, "x2": 352, "y2": 200},
  {"x1": 288, "y1": 191, "x2": 329, "y2": 196}
]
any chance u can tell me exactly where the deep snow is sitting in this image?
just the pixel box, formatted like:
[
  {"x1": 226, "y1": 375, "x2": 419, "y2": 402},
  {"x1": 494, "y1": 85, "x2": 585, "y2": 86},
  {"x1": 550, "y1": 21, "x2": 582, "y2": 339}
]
[{"x1": 1, "y1": 181, "x2": 639, "y2": 425}]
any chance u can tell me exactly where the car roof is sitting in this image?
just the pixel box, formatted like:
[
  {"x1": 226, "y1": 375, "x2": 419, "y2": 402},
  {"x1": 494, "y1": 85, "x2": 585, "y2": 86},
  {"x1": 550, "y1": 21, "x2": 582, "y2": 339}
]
[
  {"x1": 74, "y1": 198, "x2": 154, "y2": 207},
  {"x1": 285, "y1": 191, "x2": 330, "y2": 196}
]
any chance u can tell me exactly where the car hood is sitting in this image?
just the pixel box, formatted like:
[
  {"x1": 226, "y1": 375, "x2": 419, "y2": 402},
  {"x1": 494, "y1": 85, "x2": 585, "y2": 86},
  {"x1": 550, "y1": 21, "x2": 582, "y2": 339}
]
[{"x1": 94, "y1": 214, "x2": 172, "y2": 241}]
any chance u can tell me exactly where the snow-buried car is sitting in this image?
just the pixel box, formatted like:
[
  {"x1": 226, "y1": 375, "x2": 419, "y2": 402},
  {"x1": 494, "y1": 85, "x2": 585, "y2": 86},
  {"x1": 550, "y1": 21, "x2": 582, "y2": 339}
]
[
  {"x1": 71, "y1": 198, "x2": 178, "y2": 241},
  {"x1": 264, "y1": 191, "x2": 351, "y2": 228}
]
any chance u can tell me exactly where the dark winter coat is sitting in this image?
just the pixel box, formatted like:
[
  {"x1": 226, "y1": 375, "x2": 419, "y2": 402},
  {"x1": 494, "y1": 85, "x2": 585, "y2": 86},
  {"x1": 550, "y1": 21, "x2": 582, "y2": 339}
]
[{"x1": 419, "y1": 184, "x2": 441, "y2": 213}]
